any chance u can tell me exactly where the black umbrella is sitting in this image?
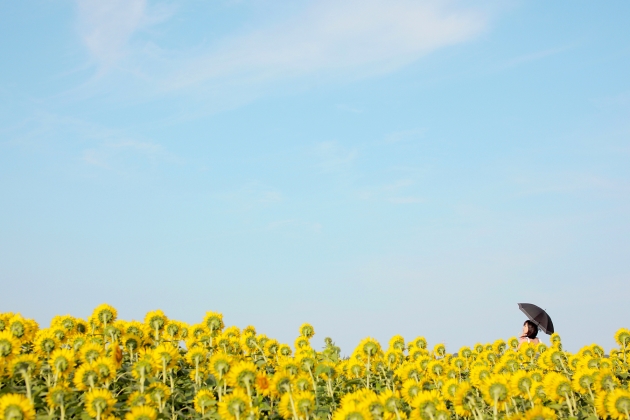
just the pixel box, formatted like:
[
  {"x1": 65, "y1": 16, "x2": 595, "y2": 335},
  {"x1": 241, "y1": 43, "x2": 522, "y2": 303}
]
[{"x1": 518, "y1": 303, "x2": 554, "y2": 335}]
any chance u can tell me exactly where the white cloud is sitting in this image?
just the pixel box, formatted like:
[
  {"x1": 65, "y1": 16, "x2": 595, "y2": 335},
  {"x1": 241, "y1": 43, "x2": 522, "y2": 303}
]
[
  {"x1": 76, "y1": 0, "x2": 172, "y2": 69},
  {"x1": 166, "y1": 0, "x2": 487, "y2": 91}
]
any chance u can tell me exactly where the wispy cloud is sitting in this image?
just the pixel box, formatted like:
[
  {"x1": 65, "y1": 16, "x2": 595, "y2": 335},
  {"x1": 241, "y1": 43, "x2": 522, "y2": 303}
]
[
  {"x1": 385, "y1": 128, "x2": 426, "y2": 143},
  {"x1": 82, "y1": 140, "x2": 180, "y2": 170},
  {"x1": 76, "y1": 0, "x2": 173, "y2": 70},
  {"x1": 313, "y1": 141, "x2": 358, "y2": 172},
  {"x1": 164, "y1": 0, "x2": 487, "y2": 91},
  {"x1": 501, "y1": 45, "x2": 571, "y2": 70}
]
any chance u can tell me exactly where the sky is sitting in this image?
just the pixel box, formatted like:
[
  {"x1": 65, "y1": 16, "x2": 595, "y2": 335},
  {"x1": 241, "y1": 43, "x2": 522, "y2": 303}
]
[{"x1": 1, "y1": 0, "x2": 629, "y2": 354}]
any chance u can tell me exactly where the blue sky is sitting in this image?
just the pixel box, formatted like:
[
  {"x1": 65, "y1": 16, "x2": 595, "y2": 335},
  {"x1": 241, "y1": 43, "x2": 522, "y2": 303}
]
[{"x1": 1, "y1": 0, "x2": 629, "y2": 353}]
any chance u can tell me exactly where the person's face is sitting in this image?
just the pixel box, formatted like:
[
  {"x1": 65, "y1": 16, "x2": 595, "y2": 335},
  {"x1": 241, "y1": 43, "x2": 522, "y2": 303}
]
[{"x1": 522, "y1": 323, "x2": 528, "y2": 336}]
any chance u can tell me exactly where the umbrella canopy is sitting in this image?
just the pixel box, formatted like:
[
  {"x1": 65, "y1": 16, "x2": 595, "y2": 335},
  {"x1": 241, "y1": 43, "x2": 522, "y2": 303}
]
[{"x1": 518, "y1": 303, "x2": 554, "y2": 335}]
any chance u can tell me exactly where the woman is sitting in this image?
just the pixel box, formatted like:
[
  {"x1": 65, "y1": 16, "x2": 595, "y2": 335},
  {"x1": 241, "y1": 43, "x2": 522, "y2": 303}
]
[{"x1": 518, "y1": 320, "x2": 540, "y2": 348}]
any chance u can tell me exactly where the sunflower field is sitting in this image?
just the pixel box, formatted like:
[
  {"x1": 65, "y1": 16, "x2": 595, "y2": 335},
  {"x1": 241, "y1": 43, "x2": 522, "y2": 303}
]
[{"x1": 0, "y1": 305, "x2": 629, "y2": 420}]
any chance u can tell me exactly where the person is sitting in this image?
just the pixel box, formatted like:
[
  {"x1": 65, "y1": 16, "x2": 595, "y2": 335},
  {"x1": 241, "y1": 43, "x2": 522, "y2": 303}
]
[{"x1": 518, "y1": 320, "x2": 540, "y2": 348}]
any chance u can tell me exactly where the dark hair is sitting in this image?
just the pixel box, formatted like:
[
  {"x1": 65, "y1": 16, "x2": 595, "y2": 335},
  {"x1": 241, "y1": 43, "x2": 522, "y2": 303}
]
[{"x1": 523, "y1": 320, "x2": 538, "y2": 339}]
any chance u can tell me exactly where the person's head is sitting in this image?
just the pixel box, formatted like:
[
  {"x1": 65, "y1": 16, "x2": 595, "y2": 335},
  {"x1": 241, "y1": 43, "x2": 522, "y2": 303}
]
[{"x1": 522, "y1": 320, "x2": 538, "y2": 339}]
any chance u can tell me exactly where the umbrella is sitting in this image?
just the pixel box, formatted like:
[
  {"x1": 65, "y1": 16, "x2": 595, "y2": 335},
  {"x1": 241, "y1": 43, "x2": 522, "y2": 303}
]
[{"x1": 518, "y1": 303, "x2": 554, "y2": 335}]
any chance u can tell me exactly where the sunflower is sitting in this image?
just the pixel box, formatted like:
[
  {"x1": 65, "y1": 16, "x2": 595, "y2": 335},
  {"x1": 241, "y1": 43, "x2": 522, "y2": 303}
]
[
  {"x1": 227, "y1": 361, "x2": 257, "y2": 394},
  {"x1": 270, "y1": 371, "x2": 293, "y2": 397},
  {"x1": 280, "y1": 391, "x2": 315, "y2": 419},
  {"x1": 147, "y1": 382, "x2": 171, "y2": 409},
  {"x1": 152, "y1": 344, "x2": 179, "y2": 376},
  {"x1": 522, "y1": 405, "x2": 557, "y2": 420},
  {"x1": 73, "y1": 362, "x2": 99, "y2": 390},
  {"x1": 593, "y1": 369, "x2": 620, "y2": 392},
  {"x1": 432, "y1": 344, "x2": 446, "y2": 359},
  {"x1": 402, "y1": 379, "x2": 423, "y2": 404},
  {"x1": 218, "y1": 389, "x2": 251, "y2": 420},
  {"x1": 194, "y1": 389, "x2": 215, "y2": 415},
  {"x1": 469, "y1": 364, "x2": 491, "y2": 387},
  {"x1": 124, "y1": 406, "x2": 157, "y2": 420},
  {"x1": 80, "y1": 342, "x2": 104, "y2": 364},
  {"x1": 203, "y1": 311, "x2": 223, "y2": 335},
  {"x1": 0, "y1": 393, "x2": 35, "y2": 420},
  {"x1": 208, "y1": 352, "x2": 231, "y2": 381},
  {"x1": 49, "y1": 348, "x2": 75, "y2": 378},
  {"x1": 395, "y1": 363, "x2": 423, "y2": 383},
  {"x1": 409, "y1": 390, "x2": 447, "y2": 420},
  {"x1": 332, "y1": 401, "x2": 372, "y2": 420},
  {"x1": 46, "y1": 385, "x2": 70, "y2": 409},
  {"x1": 0, "y1": 331, "x2": 21, "y2": 358},
  {"x1": 144, "y1": 310, "x2": 168, "y2": 340},
  {"x1": 93, "y1": 356, "x2": 117, "y2": 382},
  {"x1": 294, "y1": 374, "x2": 313, "y2": 392},
  {"x1": 595, "y1": 391, "x2": 610, "y2": 418},
  {"x1": 480, "y1": 374, "x2": 510, "y2": 406},
  {"x1": 542, "y1": 372, "x2": 572, "y2": 403},
  {"x1": 388, "y1": 335, "x2": 406, "y2": 352},
  {"x1": 299, "y1": 323, "x2": 315, "y2": 339},
  {"x1": 452, "y1": 382, "x2": 477, "y2": 417},
  {"x1": 441, "y1": 378, "x2": 459, "y2": 401},
  {"x1": 571, "y1": 368, "x2": 596, "y2": 396},
  {"x1": 605, "y1": 388, "x2": 630, "y2": 420},
  {"x1": 33, "y1": 329, "x2": 57, "y2": 356},
  {"x1": 614, "y1": 328, "x2": 630, "y2": 349},
  {"x1": 85, "y1": 388, "x2": 116, "y2": 419},
  {"x1": 511, "y1": 371, "x2": 533, "y2": 399},
  {"x1": 127, "y1": 391, "x2": 152, "y2": 408}
]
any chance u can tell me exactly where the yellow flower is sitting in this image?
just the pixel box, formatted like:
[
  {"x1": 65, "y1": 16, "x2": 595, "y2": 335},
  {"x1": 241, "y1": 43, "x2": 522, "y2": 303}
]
[
  {"x1": 127, "y1": 392, "x2": 152, "y2": 408},
  {"x1": 124, "y1": 406, "x2": 157, "y2": 420},
  {"x1": 606, "y1": 388, "x2": 630, "y2": 420},
  {"x1": 208, "y1": 352, "x2": 231, "y2": 382},
  {"x1": 147, "y1": 382, "x2": 171, "y2": 408},
  {"x1": 0, "y1": 331, "x2": 21, "y2": 358},
  {"x1": 522, "y1": 405, "x2": 557, "y2": 420},
  {"x1": 46, "y1": 385, "x2": 70, "y2": 409},
  {"x1": 9, "y1": 354, "x2": 39, "y2": 378},
  {"x1": 389, "y1": 335, "x2": 406, "y2": 352},
  {"x1": 227, "y1": 360, "x2": 257, "y2": 391},
  {"x1": 441, "y1": 378, "x2": 459, "y2": 401},
  {"x1": 511, "y1": 371, "x2": 534, "y2": 399},
  {"x1": 299, "y1": 323, "x2": 315, "y2": 339},
  {"x1": 92, "y1": 304, "x2": 118, "y2": 326},
  {"x1": 144, "y1": 310, "x2": 168, "y2": 338},
  {"x1": 80, "y1": 342, "x2": 104, "y2": 363},
  {"x1": 469, "y1": 364, "x2": 491, "y2": 387},
  {"x1": 0, "y1": 394, "x2": 35, "y2": 420},
  {"x1": 218, "y1": 389, "x2": 250, "y2": 420},
  {"x1": 433, "y1": 343, "x2": 446, "y2": 358},
  {"x1": 85, "y1": 388, "x2": 116, "y2": 418},
  {"x1": 152, "y1": 344, "x2": 179, "y2": 371},
  {"x1": 74, "y1": 362, "x2": 99, "y2": 390},
  {"x1": 355, "y1": 337, "x2": 382, "y2": 358},
  {"x1": 202, "y1": 311, "x2": 223, "y2": 334},
  {"x1": 279, "y1": 391, "x2": 315, "y2": 419},
  {"x1": 194, "y1": 389, "x2": 215, "y2": 415},
  {"x1": 614, "y1": 328, "x2": 630, "y2": 348},
  {"x1": 34, "y1": 329, "x2": 58, "y2": 356},
  {"x1": 49, "y1": 348, "x2": 75, "y2": 377},
  {"x1": 542, "y1": 372, "x2": 572, "y2": 403},
  {"x1": 593, "y1": 369, "x2": 620, "y2": 392},
  {"x1": 595, "y1": 391, "x2": 610, "y2": 418},
  {"x1": 402, "y1": 379, "x2": 423, "y2": 404},
  {"x1": 480, "y1": 374, "x2": 510, "y2": 406},
  {"x1": 93, "y1": 356, "x2": 117, "y2": 382},
  {"x1": 571, "y1": 368, "x2": 596, "y2": 395},
  {"x1": 332, "y1": 401, "x2": 372, "y2": 420},
  {"x1": 452, "y1": 382, "x2": 476, "y2": 417},
  {"x1": 270, "y1": 371, "x2": 293, "y2": 397},
  {"x1": 410, "y1": 391, "x2": 447, "y2": 420}
]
